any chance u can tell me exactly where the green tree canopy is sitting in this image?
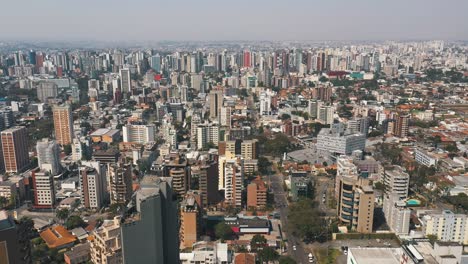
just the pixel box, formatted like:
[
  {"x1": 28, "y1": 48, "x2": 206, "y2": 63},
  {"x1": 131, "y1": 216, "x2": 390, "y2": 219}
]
[
  {"x1": 65, "y1": 215, "x2": 86, "y2": 230},
  {"x1": 215, "y1": 222, "x2": 234, "y2": 241}
]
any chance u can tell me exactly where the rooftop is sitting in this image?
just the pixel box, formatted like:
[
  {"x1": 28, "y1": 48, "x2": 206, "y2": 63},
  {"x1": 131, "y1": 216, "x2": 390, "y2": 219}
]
[
  {"x1": 40, "y1": 225, "x2": 77, "y2": 248},
  {"x1": 349, "y1": 247, "x2": 413, "y2": 264}
]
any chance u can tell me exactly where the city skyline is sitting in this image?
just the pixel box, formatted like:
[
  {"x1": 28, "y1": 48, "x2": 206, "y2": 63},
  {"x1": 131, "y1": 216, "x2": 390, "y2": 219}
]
[{"x1": 1, "y1": 0, "x2": 468, "y2": 42}]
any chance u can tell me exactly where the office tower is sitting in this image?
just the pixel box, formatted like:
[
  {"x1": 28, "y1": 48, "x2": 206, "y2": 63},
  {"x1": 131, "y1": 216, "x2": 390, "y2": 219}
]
[
  {"x1": 0, "y1": 210, "x2": 31, "y2": 264},
  {"x1": 209, "y1": 90, "x2": 223, "y2": 120},
  {"x1": 241, "y1": 139, "x2": 258, "y2": 160},
  {"x1": 109, "y1": 163, "x2": 132, "y2": 204},
  {"x1": 383, "y1": 193, "x2": 411, "y2": 235},
  {"x1": 196, "y1": 123, "x2": 219, "y2": 150},
  {"x1": 31, "y1": 170, "x2": 55, "y2": 209},
  {"x1": 90, "y1": 216, "x2": 122, "y2": 264},
  {"x1": 180, "y1": 192, "x2": 201, "y2": 249},
  {"x1": 122, "y1": 124, "x2": 156, "y2": 144},
  {"x1": 337, "y1": 176, "x2": 375, "y2": 233},
  {"x1": 150, "y1": 54, "x2": 161, "y2": 72},
  {"x1": 121, "y1": 176, "x2": 179, "y2": 264},
  {"x1": 394, "y1": 113, "x2": 409, "y2": 138},
  {"x1": 247, "y1": 176, "x2": 267, "y2": 209},
  {"x1": 1, "y1": 126, "x2": 29, "y2": 173},
  {"x1": 53, "y1": 104, "x2": 74, "y2": 145},
  {"x1": 224, "y1": 159, "x2": 244, "y2": 207},
  {"x1": 424, "y1": 210, "x2": 468, "y2": 245},
  {"x1": 219, "y1": 106, "x2": 231, "y2": 127},
  {"x1": 318, "y1": 105, "x2": 334, "y2": 125},
  {"x1": 383, "y1": 166, "x2": 410, "y2": 199},
  {"x1": 0, "y1": 108, "x2": 14, "y2": 130},
  {"x1": 119, "y1": 68, "x2": 131, "y2": 93},
  {"x1": 80, "y1": 165, "x2": 106, "y2": 209},
  {"x1": 36, "y1": 82, "x2": 58, "y2": 102},
  {"x1": 28, "y1": 50, "x2": 36, "y2": 65},
  {"x1": 36, "y1": 139, "x2": 61, "y2": 176},
  {"x1": 316, "y1": 124, "x2": 366, "y2": 155}
]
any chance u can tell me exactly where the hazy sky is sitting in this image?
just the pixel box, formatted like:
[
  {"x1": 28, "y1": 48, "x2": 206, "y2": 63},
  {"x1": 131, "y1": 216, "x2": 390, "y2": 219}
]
[{"x1": 1, "y1": 0, "x2": 467, "y2": 41}]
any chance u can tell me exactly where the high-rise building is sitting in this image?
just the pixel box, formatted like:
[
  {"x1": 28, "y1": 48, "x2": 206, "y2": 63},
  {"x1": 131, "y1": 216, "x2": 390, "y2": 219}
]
[
  {"x1": 0, "y1": 108, "x2": 15, "y2": 130},
  {"x1": 89, "y1": 216, "x2": 122, "y2": 264},
  {"x1": 383, "y1": 193, "x2": 411, "y2": 235},
  {"x1": 247, "y1": 176, "x2": 267, "y2": 209},
  {"x1": 109, "y1": 163, "x2": 132, "y2": 204},
  {"x1": 53, "y1": 104, "x2": 74, "y2": 145},
  {"x1": 0, "y1": 210, "x2": 31, "y2": 264},
  {"x1": 119, "y1": 68, "x2": 131, "y2": 93},
  {"x1": 162, "y1": 153, "x2": 191, "y2": 197},
  {"x1": 219, "y1": 106, "x2": 231, "y2": 127},
  {"x1": 337, "y1": 175, "x2": 375, "y2": 233},
  {"x1": 122, "y1": 124, "x2": 155, "y2": 144},
  {"x1": 80, "y1": 165, "x2": 106, "y2": 209},
  {"x1": 313, "y1": 86, "x2": 332, "y2": 102},
  {"x1": 36, "y1": 82, "x2": 58, "y2": 102},
  {"x1": 1, "y1": 126, "x2": 29, "y2": 173},
  {"x1": 208, "y1": 90, "x2": 223, "y2": 120},
  {"x1": 318, "y1": 105, "x2": 334, "y2": 125},
  {"x1": 150, "y1": 54, "x2": 161, "y2": 73},
  {"x1": 192, "y1": 160, "x2": 219, "y2": 207},
  {"x1": 259, "y1": 90, "x2": 274, "y2": 116},
  {"x1": 423, "y1": 210, "x2": 468, "y2": 245},
  {"x1": 190, "y1": 113, "x2": 202, "y2": 148},
  {"x1": 180, "y1": 192, "x2": 201, "y2": 249},
  {"x1": 121, "y1": 176, "x2": 179, "y2": 264},
  {"x1": 241, "y1": 140, "x2": 258, "y2": 160},
  {"x1": 316, "y1": 124, "x2": 366, "y2": 155},
  {"x1": 196, "y1": 123, "x2": 219, "y2": 150},
  {"x1": 224, "y1": 159, "x2": 244, "y2": 207},
  {"x1": 31, "y1": 170, "x2": 55, "y2": 209},
  {"x1": 394, "y1": 113, "x2": 409, "y2": 138},
  {"x1": 36, "y1": 139, "x2": 61, "y2": 176},
  {"x1": 308, "y1": 100, "x2": 321, "y2": 119},
  {"x1": 383, "y1": 166, "x2": 410, "y2": 200}
]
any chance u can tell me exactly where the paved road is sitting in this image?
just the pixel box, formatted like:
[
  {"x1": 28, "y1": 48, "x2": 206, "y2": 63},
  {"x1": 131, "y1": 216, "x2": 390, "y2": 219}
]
[{"x1": 270, "y1": 171, "x2": 312, "y2": 264}]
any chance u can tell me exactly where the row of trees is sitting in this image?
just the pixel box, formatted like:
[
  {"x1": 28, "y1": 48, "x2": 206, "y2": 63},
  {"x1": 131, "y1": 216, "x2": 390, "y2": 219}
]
[{"x1": 287, "y1": 199, "x2": 333, "y2": 243}]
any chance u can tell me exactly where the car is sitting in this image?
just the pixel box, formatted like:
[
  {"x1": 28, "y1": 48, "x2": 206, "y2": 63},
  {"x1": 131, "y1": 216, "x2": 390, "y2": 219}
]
[{"x1": 293, "y1": 245, "x2": 297, "y2": 251}]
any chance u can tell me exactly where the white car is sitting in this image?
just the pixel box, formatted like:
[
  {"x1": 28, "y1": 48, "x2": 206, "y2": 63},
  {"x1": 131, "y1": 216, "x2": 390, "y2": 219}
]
[{"x1": 293, "y1": 245, "x2": 297, "y2": 251}]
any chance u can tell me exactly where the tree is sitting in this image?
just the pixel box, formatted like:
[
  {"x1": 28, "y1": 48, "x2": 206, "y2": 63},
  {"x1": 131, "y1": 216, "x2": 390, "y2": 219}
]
[
  {"x1": 258, "y1": 157, "x2": 272, "y2": 175},
  {"x1": 65, "y1": 215, "x2": 86, "y2": 229},
  {"x1": 279, "y1": 256, "x2": 297, "y2": 264},
  {"x1": 250, "y1": 234, "x2": 267, "y2": 252},
  {"x1": 63, "y1": 144, "x2": 72, "y2": 155},
  {"x1": 319, "y1": 76, "x2": 329, "y2": 82},
  {"x1": 280, "y1": 114, "x2": 291, "y2": 120},
  {"x1": 0, "y1": 196, "x2": 8, "y2": 208},
  {"x1": 444, "y1": 144, "x2": 458, "y2": 153},
  {"x1": 258, "y1": 246, "x2": 279, "y2": 263},
  {"x1": 56, "y1": 209, "x2": 69, "y2": 222},
  {"x1": 288, "y1": 199, "x2": 328, "y2": 242},
  {"x1": 215, "y1": 222, "x2": 234, "y2": 241}
]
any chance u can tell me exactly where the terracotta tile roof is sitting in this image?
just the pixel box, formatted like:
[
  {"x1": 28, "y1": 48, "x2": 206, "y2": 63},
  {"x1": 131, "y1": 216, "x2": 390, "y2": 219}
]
[
  {"x1": 40, "y1": 225, "x2": 77, "y2": 248},
  {"x1": 235, "y1": 253, "x2": 256, "y2": 264}
]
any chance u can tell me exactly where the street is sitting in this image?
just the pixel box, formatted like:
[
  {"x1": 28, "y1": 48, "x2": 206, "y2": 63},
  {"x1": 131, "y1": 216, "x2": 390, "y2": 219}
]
[{"x1": 270, "y1": 170, "x2": 312, "y2": 264}]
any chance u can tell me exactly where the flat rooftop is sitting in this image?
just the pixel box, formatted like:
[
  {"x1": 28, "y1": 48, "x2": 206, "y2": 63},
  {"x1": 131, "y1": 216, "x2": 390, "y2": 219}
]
[{"x1": 349, "y1": 247, "x2": 413, "y2": 264}]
